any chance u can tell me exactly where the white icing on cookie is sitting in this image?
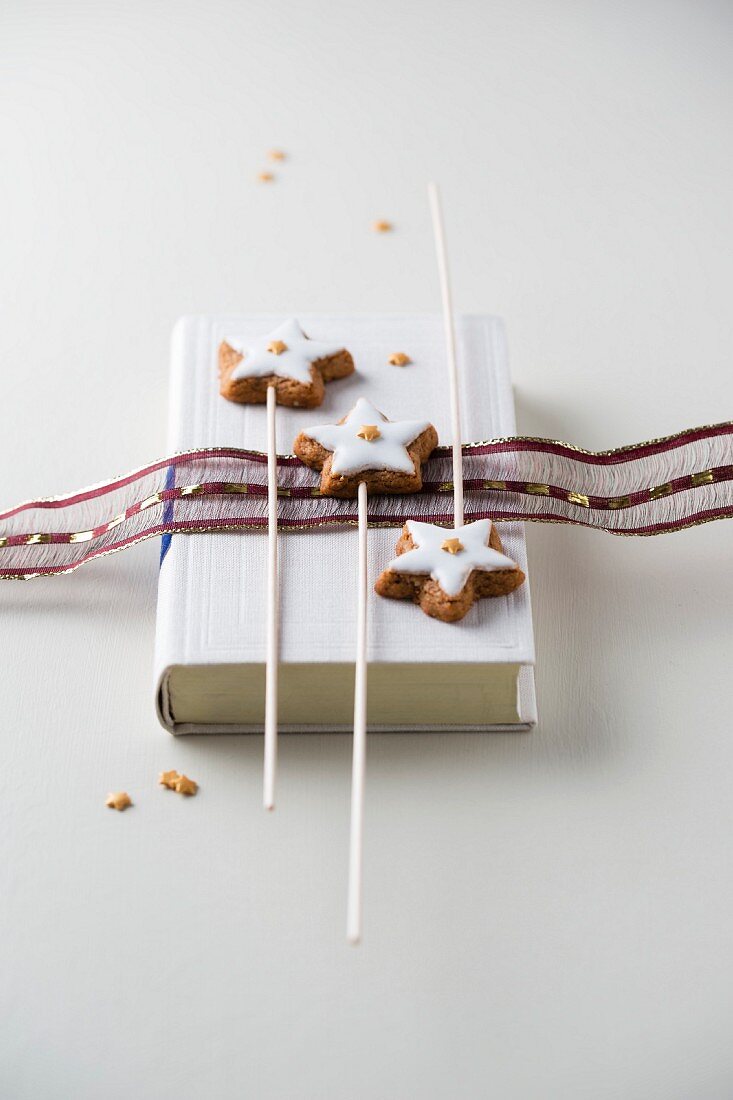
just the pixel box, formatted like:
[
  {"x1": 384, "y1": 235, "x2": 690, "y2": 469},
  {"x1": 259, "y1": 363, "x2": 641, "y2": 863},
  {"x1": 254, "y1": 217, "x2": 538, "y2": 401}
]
[
  {"x1": 305, "y1": 397, "x2": 431, "y2": 476},
  {"x1": 388, "y1": 519, "x2": 518, "y2": 597},
  {"x1": 225, "y1": 319, "x2": 345, "y2": 386}
]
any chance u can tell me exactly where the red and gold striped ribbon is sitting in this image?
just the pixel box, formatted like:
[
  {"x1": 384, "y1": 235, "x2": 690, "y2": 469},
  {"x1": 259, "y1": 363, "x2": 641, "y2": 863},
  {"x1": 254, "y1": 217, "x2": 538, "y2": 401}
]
[{"x1": 1, "y1": 421, "x2": 731, "y2": 578}]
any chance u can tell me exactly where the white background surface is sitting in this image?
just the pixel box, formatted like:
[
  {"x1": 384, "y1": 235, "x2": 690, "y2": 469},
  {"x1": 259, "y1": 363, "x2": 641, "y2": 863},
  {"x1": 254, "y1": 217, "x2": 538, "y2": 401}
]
[{"x1": 1, "y1": 2, "x2": 732, "y2": 1097}]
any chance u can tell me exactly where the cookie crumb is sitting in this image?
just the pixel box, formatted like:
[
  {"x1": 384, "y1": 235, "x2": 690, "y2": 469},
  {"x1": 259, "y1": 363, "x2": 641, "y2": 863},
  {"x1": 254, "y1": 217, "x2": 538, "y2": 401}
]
[
  {"x1": 159, "y1": 770, "x2": 180, "y2": 790},
  {"x1": 268, "y1": 149, "x2": 286, "y2": 162},
  {"x1": 372, "y1": 219, "x2": 393, "y2": 233},
  {"x1": 267, "y1": 340, "x2": 288, "y2": 355},
  {"x1": 441, "y1": 538, "x2": 464, "y2": 555},
  {"x1": 388, "y1": 352, "x2": 411, "y2": 367},
  {"x1": 106, "y1": 792, "x2": 132, "y2": 812},
  {"x1": 357, "y1": 424, "x2": 381, "y2": 442},
  {"x1": 258, "y1": 171, "x2": 274, "y2": 183},
  {"x1": 174, "y1": 775, "x2": 198, "y2": 797}
]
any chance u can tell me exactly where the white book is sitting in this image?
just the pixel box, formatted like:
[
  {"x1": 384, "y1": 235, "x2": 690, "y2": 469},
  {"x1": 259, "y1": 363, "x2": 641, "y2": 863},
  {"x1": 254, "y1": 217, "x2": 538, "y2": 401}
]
[{"x1": 155, "y1": 313, "x2": 536, "y2": 734}]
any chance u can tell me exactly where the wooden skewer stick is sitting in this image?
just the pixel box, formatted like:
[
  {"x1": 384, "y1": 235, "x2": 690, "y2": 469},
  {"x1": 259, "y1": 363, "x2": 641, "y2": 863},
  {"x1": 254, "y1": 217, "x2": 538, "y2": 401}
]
[
  {"x1": 345, "y1": 187, "x2": 457, "y2": 937},
  {"x1": 263, "y1": 383, "x2": 279, "y2": 811},
  {"x1": 427, "y1": 182, "x2": 464, "y2": 525},
  {"x1": 347, "y1": 479, "x2": 369, "y2": 945}
]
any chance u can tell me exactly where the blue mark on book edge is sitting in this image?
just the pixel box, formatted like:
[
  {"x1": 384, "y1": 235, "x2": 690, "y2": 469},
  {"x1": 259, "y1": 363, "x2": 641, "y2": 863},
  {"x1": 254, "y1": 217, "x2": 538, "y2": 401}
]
[{"x1": 159, "y1": 465, "x2": 176, "y2": 567}]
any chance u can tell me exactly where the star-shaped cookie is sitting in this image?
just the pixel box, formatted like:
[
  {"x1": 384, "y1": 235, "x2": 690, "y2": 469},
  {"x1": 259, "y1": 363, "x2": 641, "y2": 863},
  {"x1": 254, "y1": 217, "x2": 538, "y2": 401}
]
[
  {"x1": 219, "y1": 318, "x2": 355, "y2": 408},
  {"x1": 375, "y1": 518, "x2": 525, "y2": 622},
  {"x1": 293, "y1": 397, "x2": 439, "y2": 497}
]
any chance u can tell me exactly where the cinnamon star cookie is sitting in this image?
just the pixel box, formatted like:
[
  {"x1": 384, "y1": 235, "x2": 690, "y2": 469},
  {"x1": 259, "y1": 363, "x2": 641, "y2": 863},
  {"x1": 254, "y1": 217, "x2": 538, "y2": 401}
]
[
  {"x1": 219, "y1": 318, "x2": 354, "y2": 409},
  {"x1": 375, "y1": 518, "x2": 525, "y2": 622},
  {"x1": 293, "y1": 397, "x2": 438, "y2": 498}
]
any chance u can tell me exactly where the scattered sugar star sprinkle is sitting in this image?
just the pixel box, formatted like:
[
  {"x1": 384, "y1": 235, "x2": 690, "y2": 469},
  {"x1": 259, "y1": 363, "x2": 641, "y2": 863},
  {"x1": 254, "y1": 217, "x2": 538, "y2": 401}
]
[
  {"x1": 159, "y1": 770, "x2": 180, "y2": 790},
  {"x1": 268, "y1": 149, "x2": 286, "y2": 161},
  {"x1": 388, "y1": 520, "x2": 517, "y2": 597},
  {"x1": 388, "y1": 352, "x2": 411, "y2": 366},
  {"x1": 373, "y1": 219, "x2": 393, "y2": 232},
  {"x1": 174, "y1": 775, "x2": 198, "y2": 797},
  {"x1": 357, "y1": 424, "x2": 381, "y2": 441},
  {"x1": 106, "y1": 792, "x2": 132, "y2": 812},
  {"x1": 258, "y1": 171, "x2": 274, "y2": 183}
]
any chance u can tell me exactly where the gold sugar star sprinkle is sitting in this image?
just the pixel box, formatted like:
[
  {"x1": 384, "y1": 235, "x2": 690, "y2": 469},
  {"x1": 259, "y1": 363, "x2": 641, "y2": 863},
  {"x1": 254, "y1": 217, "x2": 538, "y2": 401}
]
[
  {"x1": 388, "y1": 352, "x2": 411, "y2": 367},
  {"x1": 159, "y1": 770, "x2": 180, "y2": 790},
  {"x1": 258, "y1": 171, "x2": 274, "y2": 183},
  {"x1": 268, "y1": 149, "x2": 286, "y2": 161},
  {"x1": 174, "y1": 774, "x2": 198, "y2": 797},
  {"x1": 441, "y1": 538, "x2": 464, "y2": 555},
  {"x1": 357, "y1": 424, "x2": 381, "y2": 441},
  {"x1": 106, "y1": 791, "x2": 132, "y2": 812},
  {"x1": 372, "y1": 219, "x2": 393, "y2": 233},
  {"x1": 267, "y1": 340, "x2": 288, "y2": 355}
]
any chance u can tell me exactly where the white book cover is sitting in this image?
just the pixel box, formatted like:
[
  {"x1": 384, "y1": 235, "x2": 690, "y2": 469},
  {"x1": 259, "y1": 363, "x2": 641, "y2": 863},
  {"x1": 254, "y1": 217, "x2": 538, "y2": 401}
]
[{"x1": 155, "y1": 313, "x2": 536, "y2": 733}]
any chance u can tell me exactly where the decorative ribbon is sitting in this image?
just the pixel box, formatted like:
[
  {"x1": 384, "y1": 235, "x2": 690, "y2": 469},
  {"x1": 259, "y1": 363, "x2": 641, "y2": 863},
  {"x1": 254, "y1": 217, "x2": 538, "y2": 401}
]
[{"x1": 1, "y1": 421, "x2": 731, "y2": 579}]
